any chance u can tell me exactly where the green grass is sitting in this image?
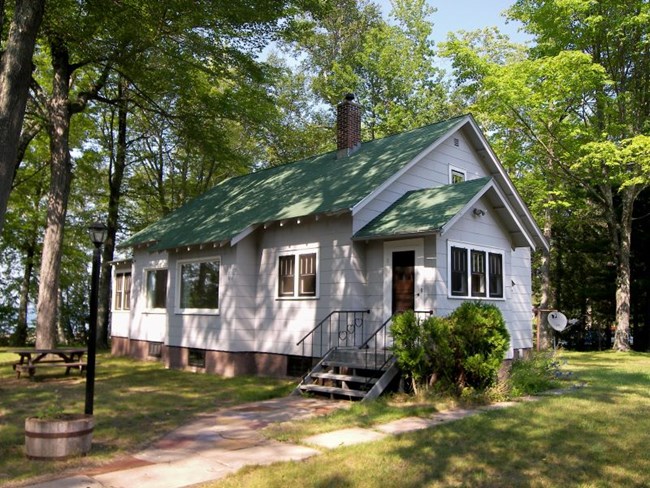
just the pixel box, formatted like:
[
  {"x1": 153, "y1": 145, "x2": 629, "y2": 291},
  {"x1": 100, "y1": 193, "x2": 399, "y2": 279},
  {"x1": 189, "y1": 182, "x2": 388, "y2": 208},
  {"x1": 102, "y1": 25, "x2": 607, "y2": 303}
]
[
  {"x1": 205, "y1": 351, "x2": 650, "y2": 488},
  {"x1": 0, "y1": 349, "x2": 295, "y2": 486}
]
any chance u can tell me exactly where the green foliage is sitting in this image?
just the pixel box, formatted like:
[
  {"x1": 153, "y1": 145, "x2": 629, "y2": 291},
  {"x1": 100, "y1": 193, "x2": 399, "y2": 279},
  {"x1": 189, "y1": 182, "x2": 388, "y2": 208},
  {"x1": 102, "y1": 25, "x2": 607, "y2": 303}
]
[
  {"x1": 390, "y1": 311, "x2": 427, "y2": 393},
  {"x1": 449, "y1": 302, "x2": 510, "y2": 389},
  {"x1": 508, "y1": 352, "x2": 562, "y2": 397},
  {"x1": 391, "y1": 303, "x2": 510, "y2": 395}
]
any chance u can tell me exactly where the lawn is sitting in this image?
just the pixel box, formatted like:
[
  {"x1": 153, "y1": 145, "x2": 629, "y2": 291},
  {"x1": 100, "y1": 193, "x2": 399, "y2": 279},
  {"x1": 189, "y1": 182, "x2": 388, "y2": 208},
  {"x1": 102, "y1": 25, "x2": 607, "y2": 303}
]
[
  {"x1": 0, "y1": 349, "x2": 295, "y2": 486},
  {"x1": 205, "y1": 351, "x2": 650, "y2": 488}
]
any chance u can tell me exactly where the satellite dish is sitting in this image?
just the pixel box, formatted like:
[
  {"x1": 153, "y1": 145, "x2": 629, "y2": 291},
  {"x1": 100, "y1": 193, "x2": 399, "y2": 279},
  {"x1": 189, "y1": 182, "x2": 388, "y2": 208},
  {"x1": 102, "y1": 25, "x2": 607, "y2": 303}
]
[{"x1": 547, "y1": 311, "x2": 568, "y2": 332}]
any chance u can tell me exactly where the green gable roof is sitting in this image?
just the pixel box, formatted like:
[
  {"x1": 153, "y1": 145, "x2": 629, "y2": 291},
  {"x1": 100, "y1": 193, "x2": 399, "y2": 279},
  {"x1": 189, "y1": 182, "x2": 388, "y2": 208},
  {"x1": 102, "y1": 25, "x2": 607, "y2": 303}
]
[
  {"x1": 121, "y1": 115, "x2": 467, "y2": 251},
  {"x1": 354, "y1": 177, "x2": 491, "y2": 240}
]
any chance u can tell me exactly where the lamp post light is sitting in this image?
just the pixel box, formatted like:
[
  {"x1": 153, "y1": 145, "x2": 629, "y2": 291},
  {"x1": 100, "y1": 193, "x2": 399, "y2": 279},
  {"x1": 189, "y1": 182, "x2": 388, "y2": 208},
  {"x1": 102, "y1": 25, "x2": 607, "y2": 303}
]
[{"x1": 85, "y1": 221, "x2": 107, "y2": 416}]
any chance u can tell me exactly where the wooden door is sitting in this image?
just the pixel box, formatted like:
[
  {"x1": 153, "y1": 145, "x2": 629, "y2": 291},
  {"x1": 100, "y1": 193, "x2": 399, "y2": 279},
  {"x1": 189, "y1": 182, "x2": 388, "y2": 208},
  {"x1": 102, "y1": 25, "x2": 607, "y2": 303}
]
[{"x1": 392, "y1": 250, "x2": 415, "y2": 315}]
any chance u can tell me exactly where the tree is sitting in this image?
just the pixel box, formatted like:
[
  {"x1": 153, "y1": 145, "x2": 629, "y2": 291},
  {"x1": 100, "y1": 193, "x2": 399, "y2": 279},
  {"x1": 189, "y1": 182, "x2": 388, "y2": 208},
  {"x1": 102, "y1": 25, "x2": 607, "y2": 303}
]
[
  {"x1": 443, "y1": 1, "x2": 650, "y2": 350},
  {"x1": 289, "y1": 0, "x2": 451, "y2": 140},
  {"x1": 508, "y1": 0, "x2": 650, "y2": 351},
  {"x1": 0, "y1": 0, "x2": 45, "y2": 236}
]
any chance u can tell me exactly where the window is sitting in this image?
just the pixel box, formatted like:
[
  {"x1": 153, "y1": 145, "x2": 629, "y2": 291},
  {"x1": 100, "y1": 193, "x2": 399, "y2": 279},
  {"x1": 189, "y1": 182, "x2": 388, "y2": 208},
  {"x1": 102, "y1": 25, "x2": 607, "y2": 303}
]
[
  {"x1": 450, "y1": 167, "x2": 466, "y2": 184},
  {"x1": 450, "y1": 247, "x2": 467, "y2": 296},
  {"x1": 449, "y1": 243, "x2": 504, "y2": 299},
  {"x1": 114, "y1": 271, "x2": 131, "y2": 310},
  {"x1": 146, "y1": 269, "x2": 167, "y2": 309},
  {"x1": 278, "y1": 251, "x2": 318, "y2": 298},
  {"x1": 178, "y1": 259, "x2": 220, "y2": 311},
  {"x1": 148, "y1": 342, "x2": 162, "y2": 358},
  {"x1": 471, "y1": 250, "x2": 486, "y2": 297},
  {"x1": 278, "y1": 255, "x2": 295, "y2": 296},
  {"x1": 489, "y1": 253, "x2": 503, "y2": 298},
  {"x1": 188, "y1": 348, "x2": 206, "y2": 368},
  {"x1": 299, "y1": 253, "x2": 317, "y2": 296}
]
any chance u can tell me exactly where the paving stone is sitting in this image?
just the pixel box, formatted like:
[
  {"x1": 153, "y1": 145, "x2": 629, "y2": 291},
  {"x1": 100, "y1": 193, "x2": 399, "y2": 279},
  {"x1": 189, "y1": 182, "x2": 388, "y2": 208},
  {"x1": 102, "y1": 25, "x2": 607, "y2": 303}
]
[
  {"x1": 304, "y1": 427, "x2": 387, "y2": 449},
  {"x1": 22, "y1": 476, "x2": 105, "y2": 488},
  {"x1": 376, "y1": 416, "x2": 439, "y2": 434}
]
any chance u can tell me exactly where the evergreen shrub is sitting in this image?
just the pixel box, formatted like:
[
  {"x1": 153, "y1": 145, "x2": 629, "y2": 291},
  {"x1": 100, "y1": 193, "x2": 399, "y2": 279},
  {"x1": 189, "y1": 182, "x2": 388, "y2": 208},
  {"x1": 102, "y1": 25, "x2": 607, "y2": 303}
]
[{"x1": 391, "y1": 302, "x2": 510, "y2": 393}]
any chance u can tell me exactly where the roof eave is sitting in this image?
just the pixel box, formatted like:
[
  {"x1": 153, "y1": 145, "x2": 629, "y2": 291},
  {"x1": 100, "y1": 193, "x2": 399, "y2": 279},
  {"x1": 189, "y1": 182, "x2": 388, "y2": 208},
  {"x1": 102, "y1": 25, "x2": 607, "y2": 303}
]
[{"x1": 352, "y1": 228, "x2": 440, "y2": 242}]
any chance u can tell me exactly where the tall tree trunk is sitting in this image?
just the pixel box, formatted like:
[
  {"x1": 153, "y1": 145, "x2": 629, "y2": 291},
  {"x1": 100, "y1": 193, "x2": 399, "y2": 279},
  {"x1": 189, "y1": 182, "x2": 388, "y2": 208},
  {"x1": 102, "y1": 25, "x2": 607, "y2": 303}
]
[
  {"x1": 538, "y1": 207, "x2": 553, "y2": 350},
  {"x1": 0, "y1": 0, "x2": 45, "y2": 235},
  {"x1": 98, "y1": 77, "x2": 129, "y2": 347},
  {"x1": 35, "y1": 39, "x2": 73, "y2": 349},
  {"x1": 11, "y1": 238, "x2": 36, "y2": 346},
  {"x1": 613, "y1": 186, "x2": 635, "y2": 351}
]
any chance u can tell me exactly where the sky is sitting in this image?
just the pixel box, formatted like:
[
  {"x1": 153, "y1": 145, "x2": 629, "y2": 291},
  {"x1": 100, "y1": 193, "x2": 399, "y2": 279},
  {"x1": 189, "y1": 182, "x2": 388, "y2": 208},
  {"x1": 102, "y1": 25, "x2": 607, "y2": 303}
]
[{"x1": 378, "y1": 0, "x2": 530, "y2": 45}]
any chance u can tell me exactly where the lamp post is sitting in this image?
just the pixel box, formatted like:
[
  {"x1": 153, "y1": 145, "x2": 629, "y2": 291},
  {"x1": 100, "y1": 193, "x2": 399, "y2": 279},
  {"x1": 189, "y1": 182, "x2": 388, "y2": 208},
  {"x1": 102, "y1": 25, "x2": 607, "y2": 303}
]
[{"x1": 85, "y1": 221, "x2": 107, "y2": 416}]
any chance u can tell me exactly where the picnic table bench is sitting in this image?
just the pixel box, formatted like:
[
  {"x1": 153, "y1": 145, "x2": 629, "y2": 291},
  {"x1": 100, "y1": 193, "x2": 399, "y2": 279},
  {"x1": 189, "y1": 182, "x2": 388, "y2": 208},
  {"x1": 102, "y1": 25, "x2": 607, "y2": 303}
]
[{"x1": 11, "y1": 348, "x2": 87, "y2": 379}]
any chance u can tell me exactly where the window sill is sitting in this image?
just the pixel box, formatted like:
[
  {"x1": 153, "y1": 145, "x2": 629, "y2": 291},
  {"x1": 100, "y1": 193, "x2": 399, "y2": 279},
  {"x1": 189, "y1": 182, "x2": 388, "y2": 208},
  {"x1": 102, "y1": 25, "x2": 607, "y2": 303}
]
[
  {"x1": 448, "y1": 295, "x2": 505, "y2": 301},
  {"x1": 174, "y1": 309, "x2": 220, "y2": 316},
  {"x1": 276, "y1": 296, "x2": 319, "y2": 301},
  {"x1": 144, "y1": 309, "x2": 167, "y2": 314}
]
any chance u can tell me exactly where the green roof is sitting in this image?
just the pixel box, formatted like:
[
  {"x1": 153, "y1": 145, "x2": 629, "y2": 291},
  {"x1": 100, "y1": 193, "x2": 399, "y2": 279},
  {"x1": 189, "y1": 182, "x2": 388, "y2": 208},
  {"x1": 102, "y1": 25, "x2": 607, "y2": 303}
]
[
  {"x1": 121, "y1": 115, "x2": 467, "y2": 251},
  {"x1": 354, "y1": 177, "x2": 491, "y2": 240}
]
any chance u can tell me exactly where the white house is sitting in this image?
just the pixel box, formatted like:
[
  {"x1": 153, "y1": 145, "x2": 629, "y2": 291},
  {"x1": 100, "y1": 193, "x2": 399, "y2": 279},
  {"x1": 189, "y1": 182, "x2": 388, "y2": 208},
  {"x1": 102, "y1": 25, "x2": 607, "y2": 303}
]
[{"x1": 110, "y1": 95, "x2": 548, "y2": 379}]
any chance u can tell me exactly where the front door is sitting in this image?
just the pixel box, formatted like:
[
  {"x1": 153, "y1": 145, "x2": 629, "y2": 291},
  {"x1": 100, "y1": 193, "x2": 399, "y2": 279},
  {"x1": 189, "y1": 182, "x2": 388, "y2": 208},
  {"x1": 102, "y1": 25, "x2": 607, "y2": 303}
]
[{"x1": 392, "y1": 250, "x2": 415, "y2": 315}]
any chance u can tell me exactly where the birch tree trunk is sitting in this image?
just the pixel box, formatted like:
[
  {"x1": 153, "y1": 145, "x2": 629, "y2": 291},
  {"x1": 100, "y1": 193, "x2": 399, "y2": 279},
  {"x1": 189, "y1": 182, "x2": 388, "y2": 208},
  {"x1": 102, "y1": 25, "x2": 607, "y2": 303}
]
[
  {"x1": 35, "y1": 39, "x2": 73, "y2": 349},
  {"x1": 0, "y1": 0, "x2": 45, "y2": 235}
]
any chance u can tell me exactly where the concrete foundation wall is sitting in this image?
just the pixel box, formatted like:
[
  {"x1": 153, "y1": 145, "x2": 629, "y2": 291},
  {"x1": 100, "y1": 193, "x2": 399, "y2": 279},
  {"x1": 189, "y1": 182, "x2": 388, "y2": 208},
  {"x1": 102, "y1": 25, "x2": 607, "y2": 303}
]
[{"x1": 112, "y1": 337, "x2": 290, "y2": 378}]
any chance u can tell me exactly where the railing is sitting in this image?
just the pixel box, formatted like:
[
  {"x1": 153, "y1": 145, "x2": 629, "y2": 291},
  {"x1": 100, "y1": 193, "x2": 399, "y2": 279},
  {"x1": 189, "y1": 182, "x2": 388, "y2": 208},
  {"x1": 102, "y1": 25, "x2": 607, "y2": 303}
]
[
  {"x1": 360, "y1": 310, "x2": 434, "y2": 368},
  {"x1": 297, "y1": 310, "x2": 371, "y2": 359}
]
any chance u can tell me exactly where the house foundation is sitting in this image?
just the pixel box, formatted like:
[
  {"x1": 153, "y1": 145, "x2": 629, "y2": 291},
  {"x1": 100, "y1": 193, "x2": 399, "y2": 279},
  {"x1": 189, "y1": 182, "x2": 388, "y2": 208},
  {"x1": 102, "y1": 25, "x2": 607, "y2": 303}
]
[{"x1": 111, "y1": 337, "x2": 291, "y2": 377}]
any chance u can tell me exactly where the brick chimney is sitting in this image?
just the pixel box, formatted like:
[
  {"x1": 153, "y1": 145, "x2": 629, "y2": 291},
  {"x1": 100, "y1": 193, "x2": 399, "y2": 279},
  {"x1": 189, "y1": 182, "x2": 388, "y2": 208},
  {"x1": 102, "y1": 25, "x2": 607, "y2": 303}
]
[{"x1": 336, "y1": 93, "x2": 361, "y2": 158}]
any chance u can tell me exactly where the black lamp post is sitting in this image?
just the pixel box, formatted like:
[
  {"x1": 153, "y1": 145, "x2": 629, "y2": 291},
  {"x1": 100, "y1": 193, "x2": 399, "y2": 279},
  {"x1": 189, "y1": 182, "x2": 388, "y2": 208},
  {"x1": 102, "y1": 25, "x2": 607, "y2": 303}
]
[{"x1": 85, "y1": 221, "x2": 107, "y2": 416}]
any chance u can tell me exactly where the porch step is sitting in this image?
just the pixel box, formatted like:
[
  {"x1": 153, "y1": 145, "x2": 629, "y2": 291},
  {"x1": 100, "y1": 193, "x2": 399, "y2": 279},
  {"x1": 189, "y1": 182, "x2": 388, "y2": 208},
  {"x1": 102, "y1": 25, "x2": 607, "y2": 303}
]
[
  {"x1": 299, "y1": 384, "x2": 367, "y2": 399},
  {"x1": 311, "y1": 372, "x2": 378, "y2": 384},
  {"x1": 294, "y1": 347, "x2": 398, "y2": 402}
]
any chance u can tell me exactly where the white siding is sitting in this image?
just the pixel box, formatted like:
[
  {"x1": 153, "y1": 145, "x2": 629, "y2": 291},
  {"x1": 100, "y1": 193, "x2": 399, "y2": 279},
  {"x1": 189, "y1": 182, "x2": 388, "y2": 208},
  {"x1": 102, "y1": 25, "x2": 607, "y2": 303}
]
[
  {"x1": 130, "y1": 251, "x2": 168, "y2": 343},
  {"x1": 165, "y1": 245, "x2": 255, "y2": 351},
  {"x1": 433, "y1": 197, "x2": 533, "y2": 353},
  {"x1": 353, "y1": 129, "x2": 489, "y2": 234},
  {"x1": 254, "y1": 214, "x2": 367, "y2": 355},
  {"x1": 509, "y1": 247, "x2": 533, "y2": 350},
  {"x1": 110, "y1": 262, "x2": 132, "y2": 338}
]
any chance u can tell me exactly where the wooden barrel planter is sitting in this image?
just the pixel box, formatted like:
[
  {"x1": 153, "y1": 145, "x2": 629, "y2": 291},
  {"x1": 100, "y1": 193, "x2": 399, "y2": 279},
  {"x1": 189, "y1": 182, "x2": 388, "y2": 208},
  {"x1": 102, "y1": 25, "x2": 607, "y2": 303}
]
[{"x1": 25, "y1": 414, "x2": 94, "y2": 459}]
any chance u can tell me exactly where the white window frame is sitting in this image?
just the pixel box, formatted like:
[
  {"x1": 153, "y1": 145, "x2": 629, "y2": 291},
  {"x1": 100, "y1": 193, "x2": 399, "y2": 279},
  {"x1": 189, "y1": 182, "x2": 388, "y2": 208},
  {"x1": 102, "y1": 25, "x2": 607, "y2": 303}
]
[
  {"x1": 277, "y1": 249, "x2": 319, "y2": 300},
  {"x1": 144, "y1": 267, "x2": 169, "y2": 312},
  {"x1": 449, "y1": 166, "x2": 466, "y2": 184},
  {"x1": 447, "y1": 241, "x2": 505, "y2": 300},
  {"x1": 113, "y1": 270, "x2": 132, "y2": 311},
  {"x1": 175, "y1": 256, "x2": 221, "y2": 315}
]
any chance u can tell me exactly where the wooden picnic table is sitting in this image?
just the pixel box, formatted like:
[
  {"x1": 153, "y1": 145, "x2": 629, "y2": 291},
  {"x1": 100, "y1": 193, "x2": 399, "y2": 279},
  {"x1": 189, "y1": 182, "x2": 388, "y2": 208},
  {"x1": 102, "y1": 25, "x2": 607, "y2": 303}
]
[{"x1": 11, "y1": 348, "x2": 87, "y2": 378}]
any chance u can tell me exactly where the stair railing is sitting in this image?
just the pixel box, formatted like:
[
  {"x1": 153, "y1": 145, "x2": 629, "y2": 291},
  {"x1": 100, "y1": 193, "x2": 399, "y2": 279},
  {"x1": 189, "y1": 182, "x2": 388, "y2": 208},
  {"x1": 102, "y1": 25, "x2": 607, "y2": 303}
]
[
  {"x1": 297, "y1": 310, "x2": 371, "y2": 360},
  {"x1": 360, "y1": 310, "x2": 434, "y2": 369}
]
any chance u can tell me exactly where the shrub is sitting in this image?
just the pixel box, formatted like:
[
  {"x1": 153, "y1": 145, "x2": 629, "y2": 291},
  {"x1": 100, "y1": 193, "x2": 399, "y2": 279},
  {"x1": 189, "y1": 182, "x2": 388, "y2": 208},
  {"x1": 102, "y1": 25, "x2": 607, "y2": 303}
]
[
  {"x1": 508, "y1": 352, "x2": 561, "y2": 397},
  {"x1": 391, "y1": 302, "x2": 510, "y2": 394},
  {"x1": 391, "y1": 311, "x2": 428, "y2": 394},
  {"x1": 448, "y1": 301, "x2": 510, "y2": 390}
]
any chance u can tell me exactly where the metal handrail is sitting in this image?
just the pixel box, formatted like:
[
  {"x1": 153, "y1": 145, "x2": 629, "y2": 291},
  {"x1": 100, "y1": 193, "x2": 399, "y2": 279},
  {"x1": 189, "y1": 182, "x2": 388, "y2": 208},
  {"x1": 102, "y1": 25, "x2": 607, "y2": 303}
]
[
  {"x1": 359, "y1": 310, "x2": 434, "y2": 368},
  {"x1": 360, "y1": 310, "x2": 434, "y2": 349},
  {"x1": 297, "y1": 309, "x2": 371, "y2": 359}
]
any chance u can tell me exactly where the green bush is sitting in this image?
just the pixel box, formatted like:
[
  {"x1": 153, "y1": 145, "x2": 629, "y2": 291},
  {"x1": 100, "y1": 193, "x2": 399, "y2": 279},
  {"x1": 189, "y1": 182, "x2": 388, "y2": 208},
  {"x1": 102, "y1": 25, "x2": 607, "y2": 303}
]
[
  {"x1": 448, "y1": 302, "x2": 510, "y2": 390},
  {"x1": 391, "y1": 311, "x2": 428, "y2": 394},
  {"x1": 508, "y1": 352, "x2": 561, "y2": 397},
  {"x1": 391, "y1": 302, "x2": 510, "y2": 394}
]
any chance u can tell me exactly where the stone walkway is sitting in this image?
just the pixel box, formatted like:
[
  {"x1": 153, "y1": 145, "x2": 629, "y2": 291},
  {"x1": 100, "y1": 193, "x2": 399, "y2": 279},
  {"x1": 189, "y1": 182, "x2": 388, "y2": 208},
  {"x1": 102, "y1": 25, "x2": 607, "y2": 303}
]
[{"x1": 21, "y1": 395, "x2": 539, "y2": 488}]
